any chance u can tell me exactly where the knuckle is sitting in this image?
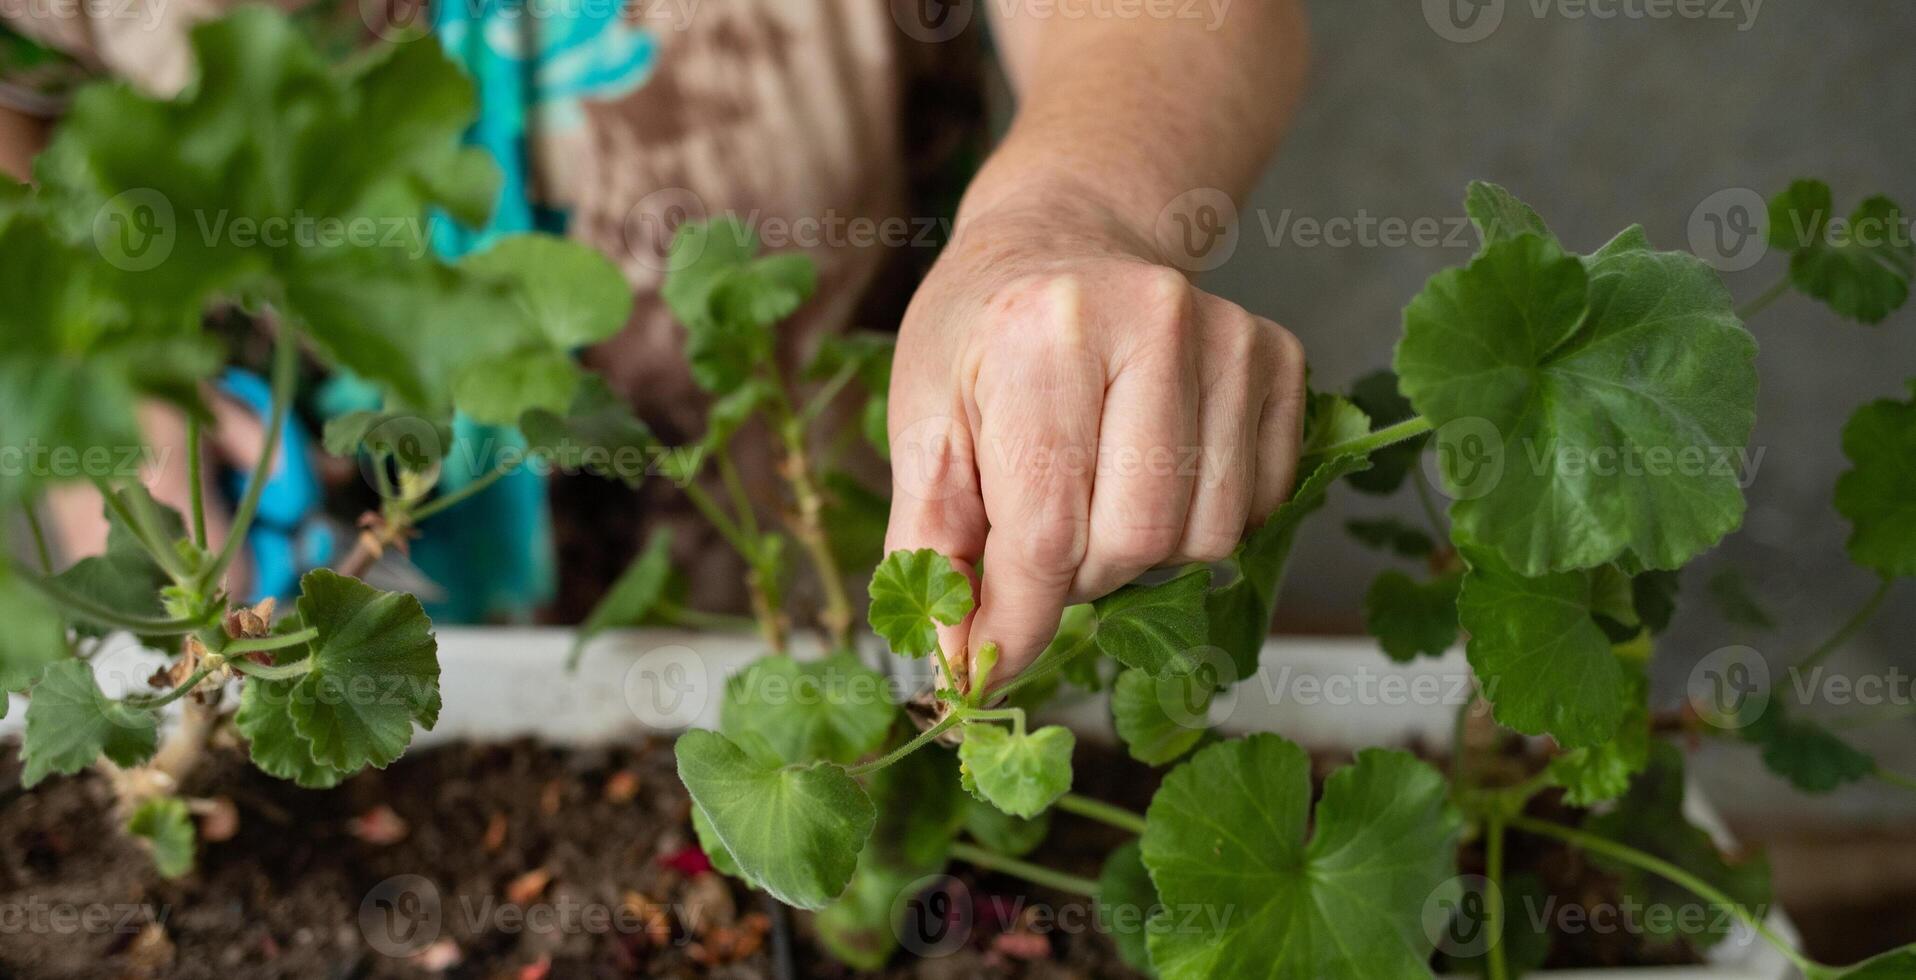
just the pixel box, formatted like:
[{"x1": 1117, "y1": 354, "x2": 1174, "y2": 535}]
[
  {"x1": 1014, "y1": 504, "x2": 1089, "y2": 574},
  {"x1": 1100, "y1": 520, "x2": 1183, "y2": 570},
  {"x1": 1182, "y1": 529, "x2": 1240, "y2": 564},
  {"x1": 1267, "y1": 323, "x2": 1306, "y2": 376}
]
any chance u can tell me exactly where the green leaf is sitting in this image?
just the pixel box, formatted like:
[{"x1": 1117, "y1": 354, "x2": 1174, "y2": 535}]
[
  {"x1": 1140, "y1": 736, "x2": 1462, "y2": 979},
  {"x1": 690, "y1": 801, "x2": 745, "y2": 879},
  {"x1": 0, "y1": 568, "x2": 71, "y2": 693},
  {"x1": 1443, "y1": 872, "x2": 1553, "y2": 979},
  {"x1": 721, "y1": 653, "x2": 897, "y2": 766},
  {"x1": 1091, "y1": 568, "x2": 1210, "y2": 676},
  {"x1": 806, "y1": 331, "x2": 894, "y2": 389},
  {"x1": 1464, "y1": 181, "x2": 1555, "y2": 248},
  {"x1": 1457, "y1": 547, "x2": 1623, "y2": 748},
  {"x1": 1208, "y1": 454, "x2": 1370, "y2": 678},
  {"x1": 234, "y1": 669, "x2": 347, "y2": 790},
  {"x1": 1704, "y1": 567, "x2": 1773, "y2": 630},
  {"x1": 1743, "y1": 705, "x2": 1875, "y2": 794},
  {"x1": 822, "y1": 472, "x2": 890, "y2": 574},
  {"x1": 1346, "y1": 517, "x2": 1436, "y2": 558},
  {"x1": 520, "y1": 377, "x2": 658, "y2": 489},
  {"x1": 1301, "y1": 392, "x2": 1370, "y2": 457},
  {"x1": 1097, "y1": 841, "x2": 1159, "y2": 976},
  {"x1": 285, "y1": 569, "x2": 440, "y2": 771},
  {"x1": 416, "y1": 145, "x2": 501, "y2": 228},
  {"x1": 1632, "y1": 568, "x2": 1682, "y2": 635},
  {"x1": 956, "y1": 723, "x2": 1074, "y2": 818},
  {"x1": 1111, "y1": 666, "x2": 1212, "y2": 765},
  {"x1": 1583, "y1": 742, "x2": 1771, "y2": 950},
  {"x1": 700, "y1": 377, "x2": 777, "y2": 455},
  {"x1": 459, "y1": 234, "x2": 634, "y2": 347},
  {"x1": 127, "y1": 796, "x2": 196, "y2": 878},
  {"x1": 1769, "y1": 181, "x2": 1913, "y2": 324},
  {"x1": 818, "y1": 745, "x2": 965, "y2": 967},
  {"x1": 1835, "y1": 388, "x2": 1916, "y2": 578},
  {"x1": 1548, "y1": 662, "x2": 1650, "y2": 806},
  {"x1": 1345, "y1": 369, "x2": 1428, "y2": 495},
  {"x1": 451, "y1": 347, "x2": 581, "y2": 426},
  {"x1": 21, "y1": 660, "x2": 158, "y2": 787},
  {"x1": 1829, "y1": 946, "x2": 1916, "y2": 979},
  {"x1": 964, "y1": 798, "x2": 1050, "y2": 857},
  {"x1": 815, "y1": 857, "x2": 922, "y2": 970},
  {"x1": 867, "y1": 548, "x2": 973, "y2": 658},
  {"x1": 1363, "y1": 570, "x2": 1461, "y2": 662},
  {"x1": 661, "y1": 219, "x2": 816, "y2": 392},
  {"x1": 674, "y1": 728, "x2": 875, "y2": 910},
  {"x1": 571, "y1": 531, "x2": 673, "y2": 664},
  {"x1": 1395, "y1": 231, "x2": 1756, "y2": 576}
]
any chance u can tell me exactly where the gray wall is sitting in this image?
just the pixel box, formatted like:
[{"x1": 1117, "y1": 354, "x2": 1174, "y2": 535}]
[{"x1": 1192, "y1": 1, "x2": 1916, "y2": 814}]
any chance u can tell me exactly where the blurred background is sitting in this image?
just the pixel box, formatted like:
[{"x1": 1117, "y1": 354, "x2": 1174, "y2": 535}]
[{"x1": 1181, "y1": 0, "x2": 1916, "y2": 959}]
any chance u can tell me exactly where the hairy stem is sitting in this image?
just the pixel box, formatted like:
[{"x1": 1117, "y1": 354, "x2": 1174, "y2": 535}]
[
  {"x1": 949, "y1": 841, "x2": 1099, "y2": 898},
  {"x1": 410, "y1": 460, "x2": 518, "y2": 523},
  {"x1": 848, "y1": 712, "x2": 966, "y2": 776},
  {"x1": 1873, "y1": 766, "x2": 1916, "y2": 794},
  {"x1": 1797, "y1": 576, "x2": 1893, "y2": 670},
  {"x1": 1486, "y1": 813, "x2": 1510, "y2": 980},
  {"x1": 1507, "y1": 815, "x2": 1819, "y2": 976},
  {"x1": 201, "y1": 329, "x2": 297, "y2": 593},
  {"x1": 1056, "y1": 793, "x2": 1147, "y2": 835},
  {"x1": 23, "y1": 500, "x2": 53, "y2": 574},
  {"x1": 122, "y1": 664, "x2": 217, "y2": 711},
  {"x1": 1736, "y1": 275, "x2": 1791, "y2": 321},
  {"x1": 187, "y1": 417, "x2": 208, "y2": 549},
  {"x1": 1313, "y1": 415, "x2": 1434, "y2": 460},
  {"x1": 225, "y1": 656, "x2": 316, "y2": 681},
  {"x1": 223, "y1": 627, "x2": 317, "y2": 657}
]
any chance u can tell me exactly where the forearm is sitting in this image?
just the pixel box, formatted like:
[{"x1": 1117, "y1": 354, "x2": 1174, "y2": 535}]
[{"x1": 968, "y1": 0, "x2": 1309, "y2": 244}]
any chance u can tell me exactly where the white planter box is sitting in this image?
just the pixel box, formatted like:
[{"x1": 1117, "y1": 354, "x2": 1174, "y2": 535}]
[{"x1": 2, "y1": 629, "x2": 1800, "y2": 979}]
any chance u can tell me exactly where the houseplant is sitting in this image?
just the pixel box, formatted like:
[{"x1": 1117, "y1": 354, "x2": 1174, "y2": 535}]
[{"x1": 2, "y1": 6, "x2": 1913, "y2": 977}]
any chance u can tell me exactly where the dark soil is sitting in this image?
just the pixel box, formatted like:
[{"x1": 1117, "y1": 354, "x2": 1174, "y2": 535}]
[{"x1": 0, "y1": 735, "x2": 1707, "y2": 979}]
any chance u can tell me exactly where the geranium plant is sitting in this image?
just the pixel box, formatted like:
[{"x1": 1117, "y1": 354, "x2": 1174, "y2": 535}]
[{"x1": 652, "y1": 182, "x2": 1916, "y2": 979}]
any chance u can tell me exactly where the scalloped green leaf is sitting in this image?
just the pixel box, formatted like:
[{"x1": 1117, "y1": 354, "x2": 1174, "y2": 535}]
[
  {"x1": 964, "y1": 797, "x2": 1050, "y2": 857},
  {"x1": 521, "y1": 377, "x2": 658, "y2": 489},
  {"x1": 674, "y1": 728, "x2": 874, "y2": 910},
  {"x1": 1465, "y1": 180, "x2": 1555, "y2": 248},
  {"x1": 662, "y1": 219, "x2": 816, "y2": 392},
  {"x1": 1548, "y1": 661, "x2": 1650, "y2": 805},
  {"x1": 127, "y1": 796, "x2": 196, "y2": 878},
  {"x1": 1834, "y1": 387, "x2": 1916, "y2": 578},
  {"x1": 1091, "y1": 568, "x2": 1210, "y2": 676},
  {"x1": 818, "y1": 745, "x2": 964, "y2": 967},
  {"x1": 285, "y1": 569, "x2": 440, "y2": 772},
  {"x1": 460, "y1": 234, "x2": 634, "y2": 348},
  {"x1": 957, "y1": 723, "x2": 1074, "y2": 818},
  {"x1": 1301, "y1": 392, "x2": 1370, "y2": 457},
  {"x1": 868, "y1": 548, "x2": 973, "y2": 658},
  {"x1": 1111, "y1": 666, "x2": 1211, "y2": 765},
  {"x1": 721, "y1": 653, "x2": 897, "y2": 766},
  {"x1": 0, "y1": 568, "x2": 70, "y2": 694},
  {"x1": 1140, "y1": 736, "x2": 1462, "y2": 980},
  {"x1": 234, "y1": 668, "x2": 347, "y2": 790},
  {"x1": 20, "y1": 660, "x2": 157, "y2": 787},
  {"x1": 1097, "y1": 841, "x2": 1159, "y2": 976},
  {"x1": 1743, "y1": 704, "x2": 1875, "y2": 794},
  {"x1": 1457, "y1": 547, "x2": 1623, "y2": 748},
  {"x1": 1769, "y1": 181, "x2": 1912, "y2": 324},
  {"x1": 1395, "y1": 231, "x2": 1756, "y2": 576},
  {"x1": 1363, "y1": 570, "x2": 1460, "y2": 662}
]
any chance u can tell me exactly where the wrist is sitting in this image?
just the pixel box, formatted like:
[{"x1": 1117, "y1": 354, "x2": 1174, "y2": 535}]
[{"x1": 952, "y1": 141, "x2": 1192, "y2": 268}]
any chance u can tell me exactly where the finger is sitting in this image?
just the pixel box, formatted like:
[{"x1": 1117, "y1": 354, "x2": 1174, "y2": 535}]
[
  {"x1": 1067, "y1": 284, "x2": 1200, "y2": 602},
  {"x1": 886, "y1": 369, "x2": 989, "y2": 688},
  {"x1": 1250, "y1": 320, "x2": 1309, "y2": 519},
  {"x1": 968, "y1": 298, "x2": 1104, "y2": 683},
  {"x1": 1170, "y1": 301, "x2": 1266, "y2": 564}
]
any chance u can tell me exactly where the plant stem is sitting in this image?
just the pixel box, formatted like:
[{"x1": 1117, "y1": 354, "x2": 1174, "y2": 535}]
[
  {"x1": 225, "y1": 656, "x2": 316, "y2": 681},
  {"x1": 949, "y1": 842, "x2": 1099, "y2": 898},
  {"x1": 994, "y1": 632, "x2": 1099, "y2": 703},
  {"x1": 13, "y1": 564, "x2": 201, "y2": 634},
  {"x1": 201, "y1": 329, "x2": 297, "y2": 593},
  {"x1": 968, "y1": 706, "x2": 1026, "y2": 737},
  {"x1": 187, "y1": 418, "x2": 208, "y2": 549},
  {"x1": 1312, "y1": 415, "x2": 1434, "y2": 461},
  {"x1": 848, "y1": 712, "x2": 965, "y2": 776},
  {"x1": 1873, "y1": 766, "x2": 1916, "y2": 794},
  {"x1": 1506, "y1": 815, "x2": 1820, "y2": 976},
  {"x1": 1736, "y1": 275, "x2": 1791, "y2": 321},
  {"x1": 655, "y1": 600, "x2": 759, "y2": 633},
  {"x1": 680, "y1": 481, "x2": 756, "y2": 559},
  {"x1": 799, "y1": 360, "x2": 862, "y2": 423},
  {"x1": 1797, "y1": 576, "x2": 1893, "y2": 670},
  {"x1": 410, "y1": 460, "x2": 518, "y2": 523},
  {"x1": 1056, "y1": 793, "x2": 1147, "y2": 835},
  {"x1": 23, "y1": 500, "x2": 53, "y2": 574},
  {"x1": 717, "y1": 455, "x2": 760, "y2": 540},
  {"x1": 1450, "y1": 694, "x2": 1474, "y2": 794},
  {"x1": 223, "y1": 627, "x2": 317, "y2": 656},
  {"x1": 122, "y1": 665, "x2": 216, "y2": 711},
  {"x1": 1485, "y1": 813, "x2": 1510, "y2": 980}
]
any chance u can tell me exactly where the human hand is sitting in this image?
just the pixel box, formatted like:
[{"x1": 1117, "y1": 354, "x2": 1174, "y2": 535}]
[{"x1": 884, "y1": 192, "x2": 1307, "y2": 692}]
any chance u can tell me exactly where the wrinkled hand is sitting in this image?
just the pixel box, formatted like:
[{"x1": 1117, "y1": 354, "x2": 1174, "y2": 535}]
[{"x1": 885, "y1": 197, "x2": 1307, "y2": 691}]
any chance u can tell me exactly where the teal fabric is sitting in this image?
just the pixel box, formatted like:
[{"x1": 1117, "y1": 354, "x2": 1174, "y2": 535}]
[{"x1": 388, "y1": 2, "x2": 655, "y2": 621}]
